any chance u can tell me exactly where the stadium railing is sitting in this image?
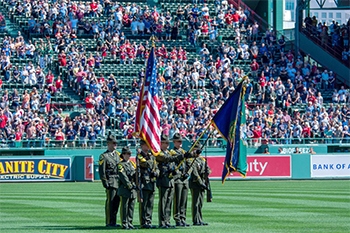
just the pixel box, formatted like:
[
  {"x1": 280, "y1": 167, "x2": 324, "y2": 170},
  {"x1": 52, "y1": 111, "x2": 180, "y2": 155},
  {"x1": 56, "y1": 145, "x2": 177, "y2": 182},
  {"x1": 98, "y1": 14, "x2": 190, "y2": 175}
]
[
  {"x1": 245, "y1": 137, "x2": 350, "y2": 148},
  {"x1": 0, "y1": 139, "x2": 136, "y2": 150},
  {"x1": 1, "y1": 138, "x2": 348, "y2": 150}
]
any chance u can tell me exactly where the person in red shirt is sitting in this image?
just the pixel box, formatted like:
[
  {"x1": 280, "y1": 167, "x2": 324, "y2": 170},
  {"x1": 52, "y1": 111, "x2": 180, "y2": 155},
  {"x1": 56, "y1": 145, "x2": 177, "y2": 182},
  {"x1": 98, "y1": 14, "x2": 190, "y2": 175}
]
[
  {"x1": 90, "y1": 0, "x2": 98, "y2": 16},
  {"x1": 232, "y1": 12, "x2": 240, "y2": 27},
  {"x1": 215, "y1": 56, "x2": 222, "y2": 69},
  {"x1": 55, "y1": 76, "x2": 63, "y2": 92},
  {"x1": 58, "y1": 51, "x2": 67, "y2": 66},
  {"x1": 201, "y1": 22, "x2": 209, "y2": 35},
  {"x1": 0, "y1": 78, "x2": 2, "y2": 91},
  {"x1": 119, "y1": 48, "x2": 126, "y2": 64},
  {"x1": 46, "y1": 70, "x2": 54, "y2": 84},
  {"x1": 126, "y1": 126, "x2": 133, "y2": 139},
  {"x1": 250, "y1": 59, "x2": 259, "y2": 77},
  {"x1": 122, "y1": 13, "x2": 131, "y2": 27},
  {"x1": 0, "y1": 110, "x2": 8, "y2": 131},
  {"x1": 252, "y1": 126, "x2": 262, "y2": 146},
  {"x1": 156, "y1": 22, "x2": 163, "y2": 40},
  {"x1": 15, "y1": 131, "x2": 22, "y2": 141},
  {"x1": 286, "y1": 50, "x2": 294, "y2": 62},
  {"x1": 308, "y1": 94, "x2": 316, "y2": 104},
  {"x1": 170, "y1": 51, "x2": 177, "y2": 64},
  {"x1": 55, "y1": 128, "x2": 65, "y2": 148},
  {"x1": 225, "y1": 11, "x2": 232, "y2": 27},
  {"x1": 258, "y1": 72, "x2": 267, "y2": 90},
  {"x1": 85, "y1": 93, "x2": 95, "y2": 114},
  {"x1": 302, "y1": 122, "x2": 311, "y2": 139}
]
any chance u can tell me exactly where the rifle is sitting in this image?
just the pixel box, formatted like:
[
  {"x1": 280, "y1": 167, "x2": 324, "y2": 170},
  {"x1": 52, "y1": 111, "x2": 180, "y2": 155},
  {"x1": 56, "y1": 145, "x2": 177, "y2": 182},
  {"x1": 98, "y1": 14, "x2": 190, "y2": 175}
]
[
  {"x1": 135, "y1": 158, "x2": 143, "y2": 203},
  {"x1": 204, "y1": 142, "x2": 212, "y2": 202}
]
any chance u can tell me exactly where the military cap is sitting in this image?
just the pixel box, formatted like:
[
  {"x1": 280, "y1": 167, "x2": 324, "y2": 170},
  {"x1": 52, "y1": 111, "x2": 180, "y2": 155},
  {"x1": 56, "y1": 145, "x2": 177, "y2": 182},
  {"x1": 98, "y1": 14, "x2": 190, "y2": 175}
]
[
  {"x1": 121, "y1": 146, "x2": 132, "y2": 154},
  {"x1": 161, "y1": 134, "x2": 170, "y2": 143},
  {"x1": 193, "y1": 142, "x2": 202, "y2": 149},
  {"x1": 107, "y1": 135, "x2": 117, "y2": 143},
  {"x1": 172, "y1": 133, "x2": 184, "y2": 141},
  {"x1": 140, "y1": 139, "x2": 147, "y2": 145}
]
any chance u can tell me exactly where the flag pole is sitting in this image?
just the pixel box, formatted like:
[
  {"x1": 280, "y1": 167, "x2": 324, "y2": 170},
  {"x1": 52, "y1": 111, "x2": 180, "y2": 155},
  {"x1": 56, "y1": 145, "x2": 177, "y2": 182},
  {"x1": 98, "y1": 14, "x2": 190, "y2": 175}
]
[
  {"x1": 132, "y1": 35, "x2": 157, "y2": 138},
  {"x1": 175, "y1": 76, "x2": 249, "y2": 171}
]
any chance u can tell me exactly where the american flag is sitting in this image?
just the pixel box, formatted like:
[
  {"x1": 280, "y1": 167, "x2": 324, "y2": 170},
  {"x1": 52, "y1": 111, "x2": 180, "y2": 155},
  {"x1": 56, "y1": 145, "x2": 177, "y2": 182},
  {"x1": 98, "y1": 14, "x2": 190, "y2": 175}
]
[{"x1": 133, "y1": 46, "x2": 161, "y2": 155}]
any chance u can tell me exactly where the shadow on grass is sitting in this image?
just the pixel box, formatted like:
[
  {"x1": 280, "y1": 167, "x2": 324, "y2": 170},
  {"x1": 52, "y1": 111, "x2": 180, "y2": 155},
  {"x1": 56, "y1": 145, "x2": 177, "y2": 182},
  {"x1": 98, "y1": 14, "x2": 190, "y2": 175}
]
[{"x1": 6, "y1": 225, "x2": 184, "y2": 231}]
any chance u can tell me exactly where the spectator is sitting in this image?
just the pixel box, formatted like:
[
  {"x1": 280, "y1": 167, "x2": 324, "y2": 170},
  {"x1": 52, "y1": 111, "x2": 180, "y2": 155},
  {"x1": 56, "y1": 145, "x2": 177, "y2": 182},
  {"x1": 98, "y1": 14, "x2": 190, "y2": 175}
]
[{"x1": 55, "y1": 128, "x2": 65, "y2": 148}]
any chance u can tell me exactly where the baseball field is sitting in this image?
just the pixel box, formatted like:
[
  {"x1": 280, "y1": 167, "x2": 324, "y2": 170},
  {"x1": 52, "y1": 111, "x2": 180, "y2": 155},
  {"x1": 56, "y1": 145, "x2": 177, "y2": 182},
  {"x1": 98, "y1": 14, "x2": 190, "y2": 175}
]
[{"x1": 0, "y1": 180, "x2": 349, "y2": 233}]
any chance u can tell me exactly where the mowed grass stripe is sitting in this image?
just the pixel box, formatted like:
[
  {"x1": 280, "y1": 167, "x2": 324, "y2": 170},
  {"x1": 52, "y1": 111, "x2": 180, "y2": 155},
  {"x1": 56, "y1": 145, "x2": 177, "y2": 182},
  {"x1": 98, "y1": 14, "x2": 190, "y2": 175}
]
[
  {"x1": 0, "y1": 180, "x2": 349, "y2": 233},
  {"x1": 213, "y1": 191, "x2": 350, "y2": 200},
  {"x1": 214, "y1": 195, "x2": 350, "y2": 209}
]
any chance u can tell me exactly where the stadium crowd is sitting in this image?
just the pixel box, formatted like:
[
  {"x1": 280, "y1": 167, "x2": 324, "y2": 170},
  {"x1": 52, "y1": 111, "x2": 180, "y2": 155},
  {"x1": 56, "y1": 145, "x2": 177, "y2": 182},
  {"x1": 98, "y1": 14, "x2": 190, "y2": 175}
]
[
  {"x1": 303, "y1": 16, "x2": 350, "y2": 65},
  {"x1": 0, "y1": 0, "x2": 349, "y2": 148}
]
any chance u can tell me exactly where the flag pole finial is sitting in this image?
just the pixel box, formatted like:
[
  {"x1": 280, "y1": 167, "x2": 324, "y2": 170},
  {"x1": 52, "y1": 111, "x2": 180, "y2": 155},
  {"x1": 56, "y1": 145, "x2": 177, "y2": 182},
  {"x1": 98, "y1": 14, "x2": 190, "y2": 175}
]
[{"x1": 150, "y1": 35, "x2": 156, "y2": 47}]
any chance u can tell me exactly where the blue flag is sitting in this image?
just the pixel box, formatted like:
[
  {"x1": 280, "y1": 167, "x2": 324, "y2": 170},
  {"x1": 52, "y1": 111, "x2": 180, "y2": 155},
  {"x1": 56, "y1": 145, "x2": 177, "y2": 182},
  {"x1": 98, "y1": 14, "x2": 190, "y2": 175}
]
[{"x1": 211, "y1": 81, "x2": 247, "y2": 184}]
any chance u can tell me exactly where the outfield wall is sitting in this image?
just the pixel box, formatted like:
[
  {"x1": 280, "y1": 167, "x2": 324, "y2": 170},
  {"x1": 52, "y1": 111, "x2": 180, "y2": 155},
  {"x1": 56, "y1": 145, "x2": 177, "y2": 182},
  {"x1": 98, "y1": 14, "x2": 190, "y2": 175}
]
[{"x1": 0, "y1": 150, "x2": 349, "y2": 182}]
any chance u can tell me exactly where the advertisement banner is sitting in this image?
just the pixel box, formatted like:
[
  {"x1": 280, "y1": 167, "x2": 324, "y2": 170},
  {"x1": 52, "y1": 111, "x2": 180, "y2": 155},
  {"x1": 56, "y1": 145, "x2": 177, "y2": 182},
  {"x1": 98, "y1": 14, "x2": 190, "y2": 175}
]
[
  {"x1": 207, "y1": 155, "x2": 291, "y2": 178},
  {"x1": 311, "y1": 155, "x2": 350, "y2": 177},
  {"x1": 85, "y1": 157, "x2": 94, "y2": 180},
  {"x1": 0, "y1": 158, "x2": 71, "y2": 182}
]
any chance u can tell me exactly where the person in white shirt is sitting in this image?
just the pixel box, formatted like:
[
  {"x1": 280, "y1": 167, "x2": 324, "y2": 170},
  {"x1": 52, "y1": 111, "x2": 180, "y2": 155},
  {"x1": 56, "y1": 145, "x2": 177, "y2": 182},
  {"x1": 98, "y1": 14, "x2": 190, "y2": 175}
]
[
  {"x1": 28, "y1": 70, "x2": 37, "y2": 85},
  {"x1": 253, "y1": 106, "x2": 262, "y2": 117},
  {"x1": 125, "y1": 3, "x2": 131, "y2": 13},
  {"x1": 241, "y1": 41, "x2": 249, "y2": 51},
  {"x1": 191, "y1": 69, "x2": 199, "y2": 89},
  {"x1": 115, "y1": 8, "x2": 123, "y2": 22},
  {"x1": 338, "y1": 86, "x2": 348, "y2": 103},
  {"x1": 201, "y1": 4, "x2": 209, "y2": 17},
  {"x1": 316, "y1": 92, "x2": 323, "y2": 106},
  {"x1": 332, "y1": 89, "x2": 339, "y2": 103},
  {"x1": 193, "y1": 57, "x2": 201, "y2": 70}
]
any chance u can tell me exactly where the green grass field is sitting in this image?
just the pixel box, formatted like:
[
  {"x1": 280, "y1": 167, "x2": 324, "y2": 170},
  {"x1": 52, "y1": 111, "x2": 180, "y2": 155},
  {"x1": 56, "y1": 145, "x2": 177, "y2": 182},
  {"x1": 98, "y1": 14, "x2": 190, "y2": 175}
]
[{"x1": 0, "y1": 180, "x2": 349, "y2": 233}]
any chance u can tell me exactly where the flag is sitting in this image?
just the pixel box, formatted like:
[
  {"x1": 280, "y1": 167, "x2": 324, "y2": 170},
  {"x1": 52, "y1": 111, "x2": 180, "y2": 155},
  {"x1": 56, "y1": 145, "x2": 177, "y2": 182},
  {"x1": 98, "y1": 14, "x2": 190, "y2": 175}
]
[
  {"x1": 133, "y1": 46, "x2": 161, "y2": 155},
  {"x1": 211, "y1": 81, "x2": 248, "y2": 184}
]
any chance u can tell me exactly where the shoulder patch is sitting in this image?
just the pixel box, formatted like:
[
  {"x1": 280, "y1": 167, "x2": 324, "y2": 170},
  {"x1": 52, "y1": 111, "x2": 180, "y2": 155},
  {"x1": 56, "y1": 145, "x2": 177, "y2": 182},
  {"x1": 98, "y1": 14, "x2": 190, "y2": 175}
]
[
  {"x1": 118, "y1": 164, "x2": 123, "y2": 172},
  {"x1": 137, "y1": 154, "x2": 146, "y2": 162},
  {"x1": 170, "y1": 149, "x2": 176, "y2": 155},
  {"x1": 99, "y1": 154, "x2": 104, "y2": 160}
]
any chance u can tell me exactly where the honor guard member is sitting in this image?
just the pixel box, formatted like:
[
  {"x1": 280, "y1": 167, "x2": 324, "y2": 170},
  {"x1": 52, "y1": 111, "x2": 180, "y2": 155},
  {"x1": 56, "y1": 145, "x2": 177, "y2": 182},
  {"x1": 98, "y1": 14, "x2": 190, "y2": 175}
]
[
  {"x1": 190, "y1": 142, "x2": 211, "y2": 226},
  {"x1": 170, "y1": 133, "x2": 193, "y2": 227},
  {"x1": 117, "y1": 146, "x2": 138, "y2": 230},
  {"x1": 99, "y1": 135, "x2": 121, "y2": 227},
  {"x1": 156, "y1": 134, "x2": 192, "y2": 229},
  {"x1": 138, "y1": 140, "x2": 159, "y2": 229}
]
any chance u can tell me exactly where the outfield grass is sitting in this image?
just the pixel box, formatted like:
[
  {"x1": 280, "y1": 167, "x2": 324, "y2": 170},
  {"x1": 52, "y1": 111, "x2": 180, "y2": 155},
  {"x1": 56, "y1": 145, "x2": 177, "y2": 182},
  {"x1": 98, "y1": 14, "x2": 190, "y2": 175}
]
[{"x1": 0, "y1": 180, "x2": 349, "y2": 233}]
